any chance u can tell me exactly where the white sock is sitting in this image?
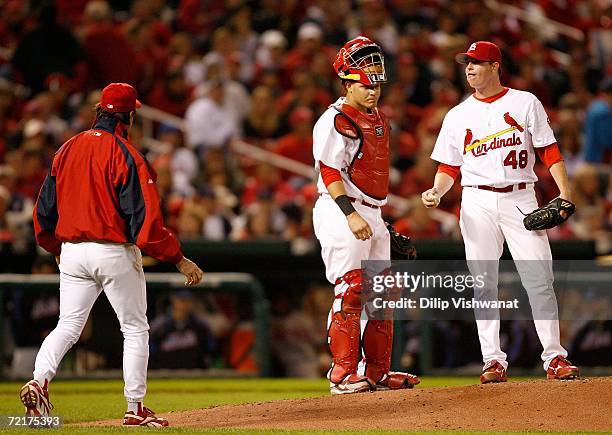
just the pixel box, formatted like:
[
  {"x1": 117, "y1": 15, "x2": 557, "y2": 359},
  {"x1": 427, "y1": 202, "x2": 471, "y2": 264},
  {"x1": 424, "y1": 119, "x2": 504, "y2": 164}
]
[{"x1": 127, "y1": 401, "x2": 142, "y2": 414}]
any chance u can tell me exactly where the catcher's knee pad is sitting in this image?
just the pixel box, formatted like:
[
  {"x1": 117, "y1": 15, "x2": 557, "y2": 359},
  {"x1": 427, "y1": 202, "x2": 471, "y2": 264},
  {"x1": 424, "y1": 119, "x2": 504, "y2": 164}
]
[
  {"x1": 327, "y1": 269, "x2": 363, "y2": 384},
  {"x1": 362, "y1": 319, "x2": 393, "y2": 384}
]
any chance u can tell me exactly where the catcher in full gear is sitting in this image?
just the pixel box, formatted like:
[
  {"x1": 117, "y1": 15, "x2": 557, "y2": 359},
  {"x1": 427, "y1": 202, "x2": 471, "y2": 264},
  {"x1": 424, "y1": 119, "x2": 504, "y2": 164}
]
[{"x1": 312, "y1": 36, "x2": 419, "y2": 395}]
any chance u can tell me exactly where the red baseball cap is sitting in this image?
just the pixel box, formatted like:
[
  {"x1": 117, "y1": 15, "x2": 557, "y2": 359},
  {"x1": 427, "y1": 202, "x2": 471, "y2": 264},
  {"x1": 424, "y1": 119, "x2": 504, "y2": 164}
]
[
  {"x1": 100, "y1": 83, "x2": 142, "y2": 113},
  {"x1": 456, "y1": 41, "x2": 501, "y2": 64}
]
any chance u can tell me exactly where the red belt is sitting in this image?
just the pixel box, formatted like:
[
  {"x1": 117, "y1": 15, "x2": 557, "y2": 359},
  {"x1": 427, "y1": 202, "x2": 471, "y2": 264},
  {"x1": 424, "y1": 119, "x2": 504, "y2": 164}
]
[
  {"x1": 476, "y1": 182, "x2": 527, "y2": 193},
  {"x1": 347, "y1": 196, "x2": 379, "y2": 209}
]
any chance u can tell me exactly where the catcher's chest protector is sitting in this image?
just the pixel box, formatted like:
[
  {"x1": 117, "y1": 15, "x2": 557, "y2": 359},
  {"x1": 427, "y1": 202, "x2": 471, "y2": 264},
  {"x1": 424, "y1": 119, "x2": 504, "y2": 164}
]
[{"x1": 334, "y1": 104, "x2": 390, "y2": 200}]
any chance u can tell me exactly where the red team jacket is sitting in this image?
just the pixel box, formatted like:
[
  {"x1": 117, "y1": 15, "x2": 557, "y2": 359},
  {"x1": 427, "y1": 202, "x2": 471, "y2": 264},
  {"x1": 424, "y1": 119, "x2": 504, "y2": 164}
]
[{"x1": 33, "y1": 116, "x2": 183, "y2": 264}]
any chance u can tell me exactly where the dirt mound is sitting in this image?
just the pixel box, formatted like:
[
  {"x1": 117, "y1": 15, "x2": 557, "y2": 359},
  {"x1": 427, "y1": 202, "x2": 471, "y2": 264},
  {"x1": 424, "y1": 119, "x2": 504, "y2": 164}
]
[{"x1": 92, "y1": 377, "x2": 612, "y2": 431}]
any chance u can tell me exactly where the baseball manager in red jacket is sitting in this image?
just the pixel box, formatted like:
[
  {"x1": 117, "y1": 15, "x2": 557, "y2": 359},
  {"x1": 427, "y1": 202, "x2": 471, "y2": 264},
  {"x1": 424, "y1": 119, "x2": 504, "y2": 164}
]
[{"x1": 20, "y1": 83, "x2": 203, "y2": 427}]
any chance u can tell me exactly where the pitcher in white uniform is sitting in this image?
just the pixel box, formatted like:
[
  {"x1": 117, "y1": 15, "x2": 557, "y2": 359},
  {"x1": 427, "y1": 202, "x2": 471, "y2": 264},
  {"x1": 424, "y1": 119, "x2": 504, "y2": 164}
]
[{"x1": 421, "y1": 41, "x2": 579, "y2": 383}]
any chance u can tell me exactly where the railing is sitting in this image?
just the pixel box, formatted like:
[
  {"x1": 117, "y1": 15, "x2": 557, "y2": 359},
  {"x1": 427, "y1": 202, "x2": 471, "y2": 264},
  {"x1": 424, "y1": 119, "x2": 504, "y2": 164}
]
[
  {"x1": 484, "y1": 0, "x2": 585, "y2": 42},
  {"x1": 0, "y1": 273, "x2": 271, "y2": 379},
  {"x1": 137, "y1": 104, "x2": 409, "y2": 211}
]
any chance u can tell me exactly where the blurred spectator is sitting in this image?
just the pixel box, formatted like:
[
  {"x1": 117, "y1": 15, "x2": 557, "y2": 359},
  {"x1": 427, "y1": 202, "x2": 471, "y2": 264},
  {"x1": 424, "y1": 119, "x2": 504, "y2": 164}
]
[
  {"x1": 240, "y1": 162, "x2": 295, "y2": 207},
  {"x1": 14, "y1": 149, "x2": 46, "y2": 201},
  {"x1": 395, "y1": 53, "x2": 434, "y2": 109},
  {"x1": 569, "y1": 295, "x2": 612, "y2": 366},
  {"x1": 176, "y1": 186, "x2": 231, "y2": 240},
  {"x1": 393, "y1": 195, "x2": 460, "y2": 239},
  {"x1": 570, "y1": 321, "x2": 612, "y2": 366},
  {"x1": 8, "y1": 256, "x2": 59, "y2": 378},
  {"x1": 554, "y1": 94, "x2": 585, "y2": 176},
  {"x1": 305, "y1": 0, "x2": 350, "y2": 46},
  {"x1": 273, "y1": 106, "x2": 314, "y2": 168},
  {"x1": 271, "y1": 287, "x2": 328, "y2": 378},
  {"x1": 12, "y1": 4, "x2": 87, "y2": 94},
  {"x1": 583, "y1": 77, "x2": 612, "y2": 165},
  {"x1": 177, "y1": 0, "x2": 227, "y2": 39},
  {"x1": 185, "y1": 79, "x2": 240, "y2": 152},
  {"x1": 20, "y1": 91, "x2": 69, "y2": 145},
  {"x1": 276, "y1": 70, "x2": 333, "y2": 118},
  {"x1": 147, "y1": 67, "x2": 193, "y2": 117},
  {"x1": 569, "y1": 164, "x2": 611, "y2": 254},
  {"x1": 126, "y1": 19, "x2": 167, "y2": 97},
  {"x1": 349, "y1": 0, "x2": 399, "y2": 55},
  {"x1": 284, "y1": 22, "x2": 335, "y2": 82},
  {"x1": 167, "y1": 32, "x2": 204, "y2": 86},
  {"x1": 80, "y1": 0, "x2": 139, "y2": 88},
  {"x1": 254, "y1": 29, "x2": 288, "y2": 71},
  {"x1": 243, "y1": 85, "x2": 285, "y2": 141},
  {"x1": 397, "y1": 149, "x2": 438, "y2": 198},
  {"x1": 232, "y1": 193, "x2": 286, "y2": 241},
  {"x1": 149, "y1": 290, "x2": 215, "y2": 369},
  {"x1": 229, "y1": 5, "x2": 258, "y2": 72},
  {"x1": 197, "y1": 53, "x2": 251, "y2": 123},
  {"x1": 0, "y1": 1, "x2": 31, "y2": 66}
]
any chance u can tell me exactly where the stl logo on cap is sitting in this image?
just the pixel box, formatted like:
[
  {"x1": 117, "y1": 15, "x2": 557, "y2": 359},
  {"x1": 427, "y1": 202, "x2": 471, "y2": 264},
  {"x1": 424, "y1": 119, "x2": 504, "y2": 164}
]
[
  {"x1": 100, "y1": 83, "x2": 142, "y2": 113},
  {"x1": 456, "y1": 41, "x2": 502, "y2": 65}
]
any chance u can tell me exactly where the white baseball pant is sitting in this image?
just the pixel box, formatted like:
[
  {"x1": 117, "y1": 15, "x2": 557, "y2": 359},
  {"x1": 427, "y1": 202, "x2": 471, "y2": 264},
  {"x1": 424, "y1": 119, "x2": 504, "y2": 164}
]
[
  {"x1": 33, "y1": 242, "x2": 149, "y2": 402},
  {"x1": 460, "y1": 185, "x2": 567, "y2": 371},
  {"x1": 313, "y1": 195, "x2": 390, "y2": 284}
]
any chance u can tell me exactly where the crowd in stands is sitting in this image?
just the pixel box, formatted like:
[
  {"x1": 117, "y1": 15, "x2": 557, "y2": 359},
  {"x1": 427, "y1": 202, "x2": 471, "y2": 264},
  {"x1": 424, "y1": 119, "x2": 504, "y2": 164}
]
[
  {"x1": 0, "y1": 0, "x2": 608, "y2": 260},
  {"x1": 0, "y1": 0, "x2": 610, "y2": 376}
]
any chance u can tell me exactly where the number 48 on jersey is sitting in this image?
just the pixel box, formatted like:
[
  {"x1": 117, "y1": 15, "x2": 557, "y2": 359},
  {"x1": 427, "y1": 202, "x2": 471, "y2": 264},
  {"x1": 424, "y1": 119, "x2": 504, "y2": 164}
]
[{"x1": 504, "y1": 149, "x2": 528, "y2": 169}]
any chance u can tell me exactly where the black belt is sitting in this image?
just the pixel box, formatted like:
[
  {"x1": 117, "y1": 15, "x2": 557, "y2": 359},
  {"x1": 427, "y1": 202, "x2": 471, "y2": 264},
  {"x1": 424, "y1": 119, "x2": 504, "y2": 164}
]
[
  {"x1": 319, "y1": 194, "x2": 380, "y2": 209},
  {"x1": 347, "y1": 196, "x2": 379, "y2": 209}
]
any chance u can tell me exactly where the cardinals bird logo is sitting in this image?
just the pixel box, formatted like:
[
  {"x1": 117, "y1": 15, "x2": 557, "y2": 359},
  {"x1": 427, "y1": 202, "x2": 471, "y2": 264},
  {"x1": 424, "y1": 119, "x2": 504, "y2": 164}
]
[
  {"x1": 503, "y1": 112, "x2": 524, "y2": 132},
  {"x1": 463, "y1": 129, "x2": 473, "y2": 155}
]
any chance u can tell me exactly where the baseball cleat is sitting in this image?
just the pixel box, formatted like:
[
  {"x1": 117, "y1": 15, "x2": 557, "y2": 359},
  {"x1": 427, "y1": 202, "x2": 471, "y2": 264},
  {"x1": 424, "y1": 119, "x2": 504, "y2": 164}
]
[
  {"x1": 20, "y1": 380, "x2": 53, "y2": 418},
  {"x1": 375, "y1": 372, "x2": 420, "y2": 391},
  {"x1": 330, "y1": 374, "x2": 374, "y2": 395},
  {"x1": 480, "y1": 360, "x2": 507, "y2": 384},
  {"x1": 123, "y1": 404, "x2": 169, "y2": 427},
  {"x1": 546, "y1": 356, "x2": 579, "y2": 380}
]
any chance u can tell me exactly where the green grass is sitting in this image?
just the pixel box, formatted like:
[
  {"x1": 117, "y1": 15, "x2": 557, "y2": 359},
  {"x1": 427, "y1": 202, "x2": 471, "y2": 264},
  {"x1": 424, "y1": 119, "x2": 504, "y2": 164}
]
[{"x1": 0, "y1": 377, "x2": 580, "y2": 434}]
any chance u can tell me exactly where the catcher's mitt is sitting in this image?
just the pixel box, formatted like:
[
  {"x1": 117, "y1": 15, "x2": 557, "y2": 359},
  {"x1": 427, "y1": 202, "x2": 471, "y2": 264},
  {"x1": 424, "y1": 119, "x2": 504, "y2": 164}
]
[
  {"x1": 521, "y1": 197, "x2": 576, "y2": 231},
  {"x1": 385, "y1": 221, "x2": 417, "y2": 260}
]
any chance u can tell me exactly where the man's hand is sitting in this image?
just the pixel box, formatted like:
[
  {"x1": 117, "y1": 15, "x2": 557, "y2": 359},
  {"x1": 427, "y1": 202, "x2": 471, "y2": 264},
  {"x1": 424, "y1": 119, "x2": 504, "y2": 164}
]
[
  {"x1": 347, "y1": 212, "x2": 373, "y2": 240},
  {"x1": 176, "y1": 257, "x2": 204, "y2": 286},
  {"x1": 55, "y1": 255, "x2": 60, "y2": 266},
  {"x1": 421, "y1": 187, "x2": 441, "y2": 208}
]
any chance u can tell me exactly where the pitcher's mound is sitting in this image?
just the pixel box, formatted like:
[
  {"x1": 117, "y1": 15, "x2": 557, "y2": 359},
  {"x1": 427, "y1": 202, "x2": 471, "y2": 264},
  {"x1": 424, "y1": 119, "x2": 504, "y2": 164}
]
[{"x1": 95, "y1": 377, "x2": 612, "y2": 431}]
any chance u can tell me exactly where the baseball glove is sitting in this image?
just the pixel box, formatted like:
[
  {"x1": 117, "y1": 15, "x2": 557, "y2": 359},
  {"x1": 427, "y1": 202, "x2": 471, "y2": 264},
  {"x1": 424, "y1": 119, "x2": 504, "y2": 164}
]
[
  {"x1": 385, "y1": 221, "x2": 417, "y2": 260},
  {"x1": 522, "y1": 197, "x2": 576, "y2": 231}
]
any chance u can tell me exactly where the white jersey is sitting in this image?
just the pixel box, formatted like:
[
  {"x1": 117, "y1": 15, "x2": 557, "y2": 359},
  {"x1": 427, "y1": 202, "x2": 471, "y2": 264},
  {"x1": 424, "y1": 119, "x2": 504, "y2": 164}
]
[
  {"x1": 431, "y1": 88, "x2": 556, "y2": 187},
  {"x1": 312, "y1": 97, "x2": 387, "y2": 206}
]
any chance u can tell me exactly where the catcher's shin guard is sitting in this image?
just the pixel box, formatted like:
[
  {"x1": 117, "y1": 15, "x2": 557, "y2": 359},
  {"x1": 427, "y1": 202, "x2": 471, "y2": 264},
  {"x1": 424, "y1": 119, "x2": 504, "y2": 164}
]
[
  {"x1": 327, "y1": 270, "x2": 369, "y2": 386},
  {"x1": 362, "y1": 319, "x2": 420, "y2": 390}
]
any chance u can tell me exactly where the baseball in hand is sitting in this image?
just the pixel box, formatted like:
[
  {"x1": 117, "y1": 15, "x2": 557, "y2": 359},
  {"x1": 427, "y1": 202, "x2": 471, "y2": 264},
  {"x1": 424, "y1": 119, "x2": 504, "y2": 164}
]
[{"x1": 422, "y1": 188, "x2": 440, "y2": 208}]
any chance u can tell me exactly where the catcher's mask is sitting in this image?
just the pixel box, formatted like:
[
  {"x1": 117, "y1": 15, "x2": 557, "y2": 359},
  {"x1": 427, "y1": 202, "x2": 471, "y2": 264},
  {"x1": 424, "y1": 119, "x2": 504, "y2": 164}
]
[{"x1": 333, "y1": 36, "x2": 387, "y2": 86}]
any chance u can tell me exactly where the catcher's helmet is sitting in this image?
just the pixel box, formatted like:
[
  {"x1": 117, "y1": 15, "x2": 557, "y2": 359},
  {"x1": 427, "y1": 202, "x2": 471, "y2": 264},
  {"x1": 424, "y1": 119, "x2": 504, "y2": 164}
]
[{"x1": 333, "y1": 36, "x2": 387, "y2": 86}]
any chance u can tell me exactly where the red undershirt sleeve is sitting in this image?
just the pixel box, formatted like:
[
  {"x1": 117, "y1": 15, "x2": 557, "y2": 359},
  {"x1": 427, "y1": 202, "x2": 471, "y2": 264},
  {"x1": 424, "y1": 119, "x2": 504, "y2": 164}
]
[
  {"x1": 535, "y1": 143, "x2": 564, "y2": 168},
  {"x1": 436, "y1": 163, "x2": 460, "y2": 180},
  {"x1": 319, "y1": 161, "x2": 342, "y2": 186}
]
